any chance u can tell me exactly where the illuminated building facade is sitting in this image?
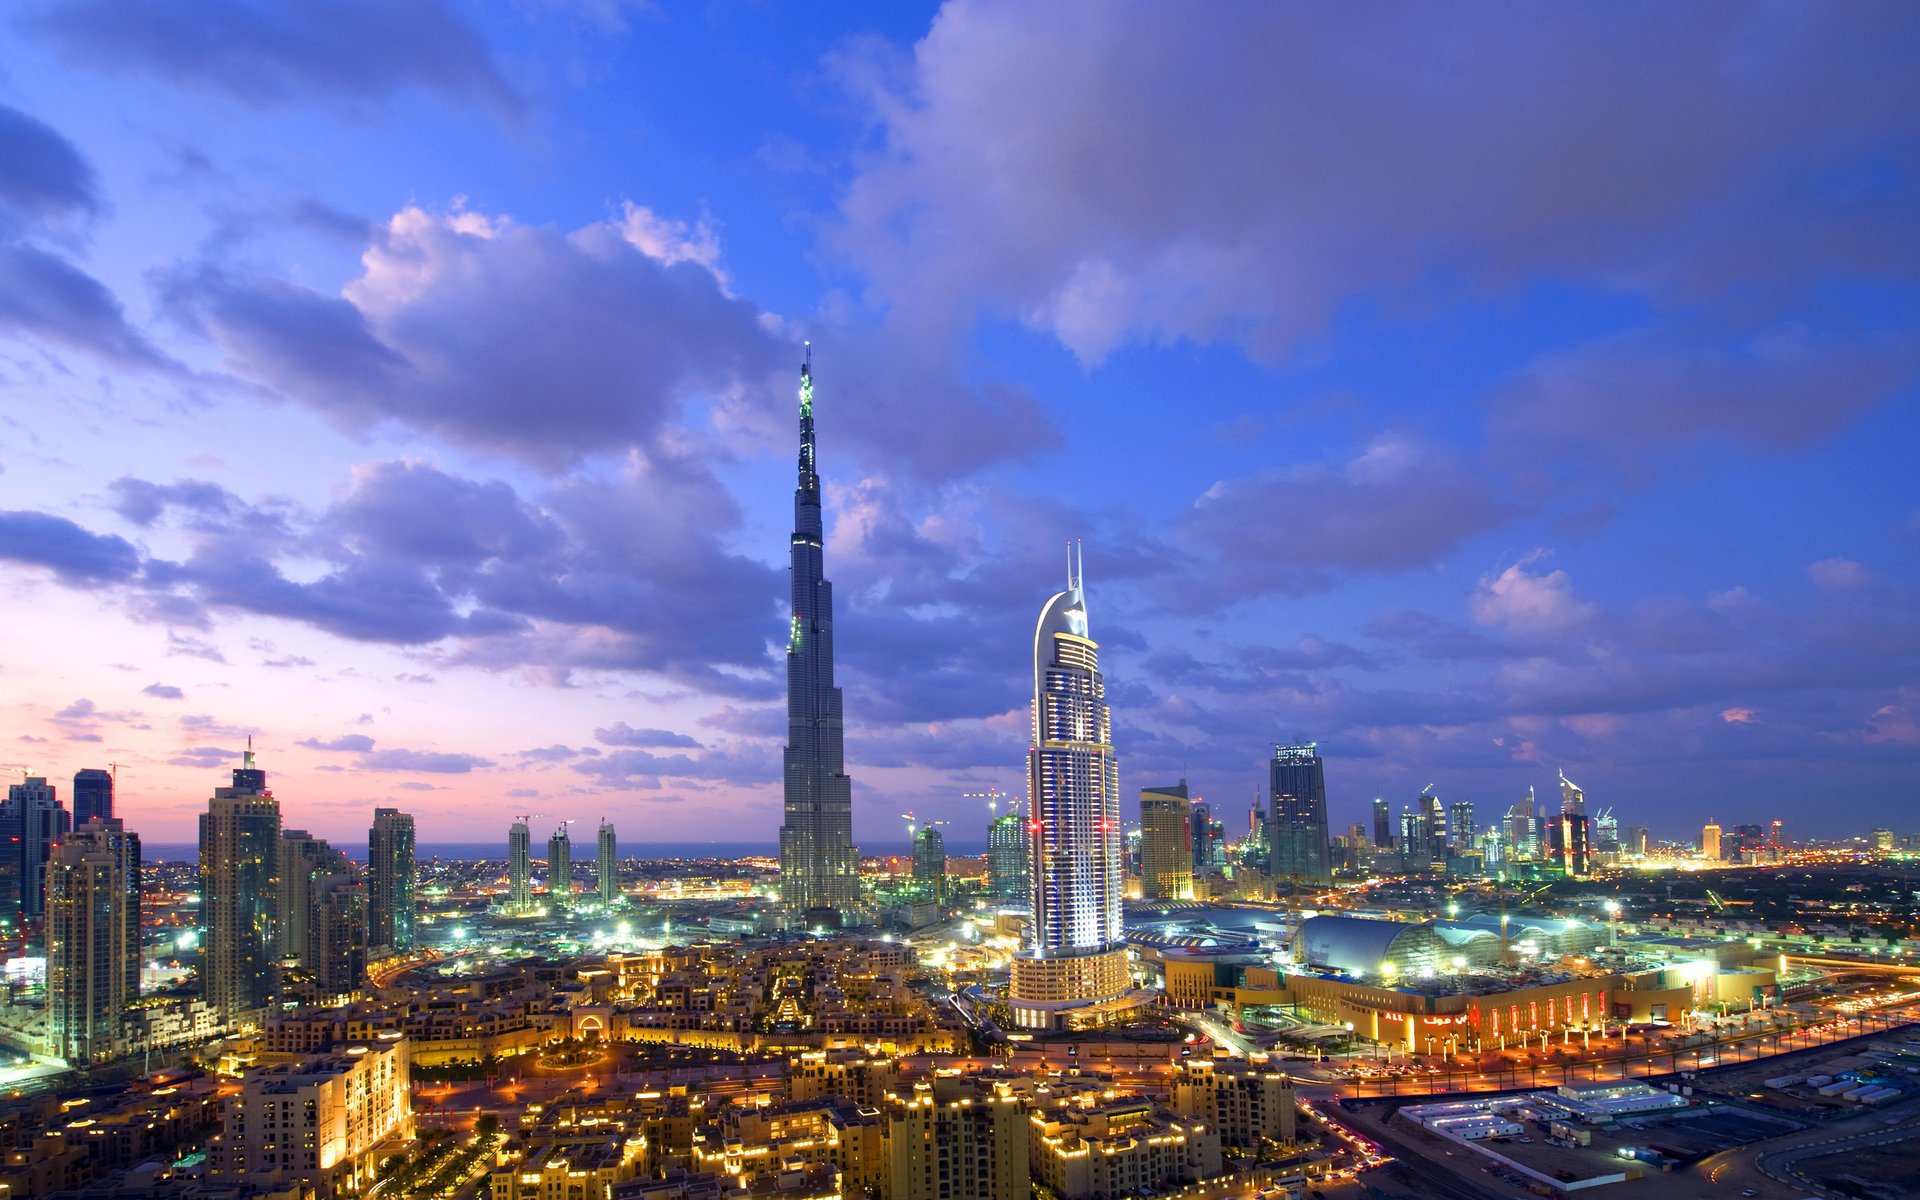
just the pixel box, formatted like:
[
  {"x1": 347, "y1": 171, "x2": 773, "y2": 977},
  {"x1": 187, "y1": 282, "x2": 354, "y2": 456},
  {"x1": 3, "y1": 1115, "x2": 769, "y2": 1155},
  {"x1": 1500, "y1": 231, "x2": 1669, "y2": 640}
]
[
  {"x1": 779, "y1": 345, "x2": 862, "y2": 927},
  {"x1": 1, "y1": 775, "x2": 69, "y2": 922},
  {"x1": 1010, "y1": 556, "x2": 1149, "y2": 1030},
  {"x1": 216, "y1": 1034, "x2": 412, "y2": 1197},
  {"x1": 1268, "y1": 744, "x2": 1330, "y2": 882},
  {"x1": 46, "y1": 817, "x2": 140, "y2": 1065},
  {"x1": 548, "y1": 825, "x2": 572, "y2": 903},
  {"x1": 911, "y1": 826, "x2": 947, "y2": 906},
  {"x1": 598, "y1": 819, "x2": 619, "y2": 907},
  {"x1": 1701, "y1": 820, "x2": 1722, "y2": 861},
  {"x1": 507, "y1": 818, "x2": 532, "y2": 910},
  {"x1": 200, "y1": 747, "x2": 282, "y2": 1023},
  {"x1": 1139, "y1": 782, "x2": 1193, "y2": 900},
  {"x1": 368, "y1": 807, "x2": 414, "y2": 953},
  {"x1": 987, "y1": 813, "x2": 1027, "y2": 903}
]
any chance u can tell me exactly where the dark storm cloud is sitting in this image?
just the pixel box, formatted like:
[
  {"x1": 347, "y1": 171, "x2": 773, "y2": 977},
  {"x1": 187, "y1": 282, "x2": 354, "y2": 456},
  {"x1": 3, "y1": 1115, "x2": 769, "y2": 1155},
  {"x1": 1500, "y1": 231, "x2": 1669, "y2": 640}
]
[
  {"x1": 837, "y1": 3, "x2": 1920, "y2": 375},
  {"x1": 160, "y1": 208, "x2": 788, "y2": 471},
  {"x1": 0, "y1": 243, "x2": 171, "y2": 368},
  {"x1": 0, "y1": 510, "x2": 140, "y2": 582},
  {"x1": 27, "y1": 0, "x2": 523, "y2": 117},
  {"x1": 0, "y1": 103, "x2": 96, "y2": 225}
]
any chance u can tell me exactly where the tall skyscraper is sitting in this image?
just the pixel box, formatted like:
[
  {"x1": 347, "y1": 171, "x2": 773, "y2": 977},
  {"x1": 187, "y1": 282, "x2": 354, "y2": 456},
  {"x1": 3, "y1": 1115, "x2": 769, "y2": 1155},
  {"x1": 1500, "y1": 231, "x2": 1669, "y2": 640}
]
[
  {"x1": 988, "y1": 812, "x2": 1027, "y2": 903},
  {"x1": 911, "y1": 825, "x2": 947, "y2": 906},
  {"x1": 1549, "y1": 812, "x2": 1591, "y2": 877},
  {"x1": 1446, "y1": 800, "x2": 1475, "y2": 853},
  {"x1": 308, "y1": 874, "x2": 368, "y2": 998},
  {"x1": 2, "y1": 776, "x2": 70, "y2": 921},
  {"x1": 1268, "y1": 744, "x2": 1330, "y2": 883},
  {"x1": 46, "y1": 817, "x2": 140, "y2": 1066},
  {"x1": 1506, "y1": 796, "x2": 1535, "y2": 860},
  {"x1": 778, "y1": 345, "x2": 861, "y2": 927},
  {"x1": 597, "y1": 819, "x2": 619, "y2": 908},
  {"x1": 369, "y1": 808, "x2": 415, "y2": 953},
  {"x1": 1701, "y1": 820, "x2": 1722, "y2": 861},
  {"x1": 283, "y1": 828, "x2": 367, "y2": 997},
  {"x1": 548, "y1": 824, "x2": 572, "y2": 903},
  {"x1": 1371, "y1": 797, "x2": 1392, "y2": 849},
  {"x1": 507, "y1": 818, "x2": 532, "y2": 911},
  {"x1": 1010, "y1": 555, "x2": 1142, "y2": 1030},
  {"x1": 200, "y1": 746, "x2": 281, "y2": 1022},
  {"x1": 72, "y1": 768, "x2": 113, "y2": 826},
  {"x1": 1140, "y1": 782, "x2": 1194, "y2": 901}
]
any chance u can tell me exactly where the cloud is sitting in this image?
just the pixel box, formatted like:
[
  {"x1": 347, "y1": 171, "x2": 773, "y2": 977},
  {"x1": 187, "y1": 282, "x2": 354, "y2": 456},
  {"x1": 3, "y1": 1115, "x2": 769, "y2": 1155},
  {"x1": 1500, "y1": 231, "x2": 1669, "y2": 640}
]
[
  {"x1": 515, "y1": 744, "x2": 585, "y2": 762},
  {"x1": 1495, "y1": 324, "x2": 1920, "y2": 454},
  {"x1": 1721, "y1": 707, "x2": 1757, "y2": 724},
  {"x1": 1807, "y1": 557, "x2": 1872, "y2": 594},
  {"x1": 54, "y1": 698, "x2": 96, "y2": 721},
  {"x1": 1180, "y1": 435, "x2": 1512, "y2": 600},
  {"x1": 27, "y1": 0, "x2": 523, "y2": 117},
  {"x1": 162, "y1": 204, "x2": 786, "y2": 470},
  {"x1": 0, "y1": 243, "x2": 172, "y2": 368},
  {"x1": 141, "y1": 683, "x2": 184, "y2": 699},
  {"x1": 298, "y1": 733, "x2": 376, "y2": 753},
  {"x1": 0, "y1": 103, "x2": 97, "y2": 226},
  {"x1": 1470, "y1": 554, "x2": 1599, "y2": 634},
  {"x1": 355, "y1": 747, "x2": 492, "y2": 773},
  {"x1": 0, "y1": 510, "x2": 142, "y2": 583},
  {"x1": 169, "y1": 745, "x2": 240, "y2": 768},
  {"x1": 593, "y1": 722, "x2": 701, "y2": 749},
  {"x1": 834, "y1": 4, "x2": 1920, "y2": 369}
]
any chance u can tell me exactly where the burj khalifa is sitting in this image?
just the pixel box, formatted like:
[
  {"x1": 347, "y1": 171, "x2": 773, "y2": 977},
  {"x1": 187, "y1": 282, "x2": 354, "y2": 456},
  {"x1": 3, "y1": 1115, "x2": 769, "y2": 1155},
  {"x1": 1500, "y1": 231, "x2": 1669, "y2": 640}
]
[{"x1": 777, "y1": 344, "x2": 862, "y2": 926}]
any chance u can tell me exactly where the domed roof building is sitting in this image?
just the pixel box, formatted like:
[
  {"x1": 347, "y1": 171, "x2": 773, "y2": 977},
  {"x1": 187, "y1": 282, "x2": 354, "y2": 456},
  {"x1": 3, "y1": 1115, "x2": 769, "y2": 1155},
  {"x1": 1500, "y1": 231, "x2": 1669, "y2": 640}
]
[{"x1": 1289, "y1": 915, "x2": 1450, "y2": 979}]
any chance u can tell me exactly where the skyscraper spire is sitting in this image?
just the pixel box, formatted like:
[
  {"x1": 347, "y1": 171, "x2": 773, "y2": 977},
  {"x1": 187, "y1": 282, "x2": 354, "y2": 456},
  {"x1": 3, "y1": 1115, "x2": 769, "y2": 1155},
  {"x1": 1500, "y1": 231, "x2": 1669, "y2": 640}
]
[{"x1": 778, "y1": 344, "x2": 861, "y2": 927}]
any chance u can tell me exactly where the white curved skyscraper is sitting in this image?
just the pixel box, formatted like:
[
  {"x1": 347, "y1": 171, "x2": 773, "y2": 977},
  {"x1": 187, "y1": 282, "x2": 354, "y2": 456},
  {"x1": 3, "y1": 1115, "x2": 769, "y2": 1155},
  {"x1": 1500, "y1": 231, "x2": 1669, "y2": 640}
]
[{"x1": 1009, "y1": 550, "x2": 1151, "y2": 1030}]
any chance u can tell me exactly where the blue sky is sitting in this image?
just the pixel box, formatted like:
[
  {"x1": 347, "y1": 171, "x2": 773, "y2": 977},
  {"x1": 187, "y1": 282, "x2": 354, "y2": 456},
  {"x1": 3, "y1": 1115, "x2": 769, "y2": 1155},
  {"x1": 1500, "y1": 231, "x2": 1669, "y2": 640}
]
[{"x1": 0, "y1": 1, "x2": 1916, "y2": 846}]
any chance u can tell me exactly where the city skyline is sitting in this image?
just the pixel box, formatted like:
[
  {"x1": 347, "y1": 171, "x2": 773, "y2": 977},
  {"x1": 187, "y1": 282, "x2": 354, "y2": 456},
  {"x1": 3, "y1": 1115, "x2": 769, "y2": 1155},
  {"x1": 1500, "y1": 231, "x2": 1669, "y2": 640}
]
[{"x1": 1, "y1": 4, "x2": 1917, "y2": 844}]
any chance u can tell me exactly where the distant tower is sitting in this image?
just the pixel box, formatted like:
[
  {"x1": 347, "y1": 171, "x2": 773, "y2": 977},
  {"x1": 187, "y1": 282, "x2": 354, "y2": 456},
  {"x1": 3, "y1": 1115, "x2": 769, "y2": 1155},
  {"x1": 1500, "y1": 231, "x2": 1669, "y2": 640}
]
[
  {"x1": 46, "y1": 817, "x2": 140, "y2": 1066},
  {"x1": 778, "y1": 344, "x2": 862, "y2": 927},
  {"x1": 3, "y1": 776, "x2": 70, "y2": 921},
  {"x1": 72, "y1": 768, "x2": 113, "y2": 826},
  {"x1": 279, "y1": 831, "x2": 355, "y2": 980},
  {"x1": 281, "y1": 829, "x2": 366, "y2": 998},
  {"x1": 1371, "y1": 797, "x2": 1392, "y2": 850},
  {"x1": 507, "y1": 819, "x2": 532, "y2": 911},
  {"x1": 597, "y1": 820, "x2": 619, "y2": 908},
  {"x1": 988, "y1": 811, "x2": 1027, "y2": 904},
  {"x1": 1446, "y1": 799, "x2": 1475, "y2": 853},
  {"x1": 1009, "y1": 552, "x2": 1138, "y2": 1030},
  {"x1": 1269, "y1": 745, "x2": 1330, "y2": 883},
  {"x1": 548, "y1": 825, "x2": 572, "y2": 904},
  {"x1": 911, "y1": 825, "x2": 948, "y2": 906},
  {"x1": 1701, "y1": 819, "x2": 1723, "y2": 862},
  {"x1": 199, "y1": 744, "x2": 281, "y2": 1022},
  {"x1": 369, "y1": 808, "x2": 415, "y2": 953},
  {"x1": 1139, "y1": 782, "x2": 1193, "y2": 901}
]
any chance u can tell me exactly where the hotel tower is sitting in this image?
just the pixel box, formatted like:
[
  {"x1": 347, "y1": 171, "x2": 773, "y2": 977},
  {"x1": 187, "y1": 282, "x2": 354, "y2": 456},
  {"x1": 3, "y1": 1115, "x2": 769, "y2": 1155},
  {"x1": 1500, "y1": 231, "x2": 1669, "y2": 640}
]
[
  {"x1": 778, "y1": 344, "x2": 861, "y2": 926},
  {"x1": 1009, "y1": 551, "x2": 1151, "y2": 1030}
]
